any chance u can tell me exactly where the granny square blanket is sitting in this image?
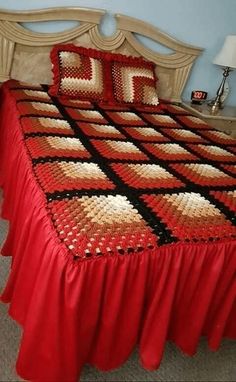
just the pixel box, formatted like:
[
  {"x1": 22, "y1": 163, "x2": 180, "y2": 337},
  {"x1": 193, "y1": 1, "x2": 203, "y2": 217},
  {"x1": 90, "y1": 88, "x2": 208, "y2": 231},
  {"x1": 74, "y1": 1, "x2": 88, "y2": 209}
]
[{"x1": 9, "y1": 81, "x2": 236, "y2": 261}]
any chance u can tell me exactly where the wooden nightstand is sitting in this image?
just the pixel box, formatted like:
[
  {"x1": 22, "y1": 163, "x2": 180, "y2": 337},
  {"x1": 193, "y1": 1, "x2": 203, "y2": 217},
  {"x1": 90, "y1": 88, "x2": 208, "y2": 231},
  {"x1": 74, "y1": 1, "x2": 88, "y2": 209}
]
[{"x1": 181, "y1": 101, "x2": 236, "y2": 138}]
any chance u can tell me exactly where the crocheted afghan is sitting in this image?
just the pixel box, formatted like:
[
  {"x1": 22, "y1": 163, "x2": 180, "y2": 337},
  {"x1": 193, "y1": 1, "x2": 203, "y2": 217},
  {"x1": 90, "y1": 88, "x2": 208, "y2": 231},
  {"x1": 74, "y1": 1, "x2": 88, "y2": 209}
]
[{"x1": 10, "y1": 81, "x2": 236, "y2": 261}]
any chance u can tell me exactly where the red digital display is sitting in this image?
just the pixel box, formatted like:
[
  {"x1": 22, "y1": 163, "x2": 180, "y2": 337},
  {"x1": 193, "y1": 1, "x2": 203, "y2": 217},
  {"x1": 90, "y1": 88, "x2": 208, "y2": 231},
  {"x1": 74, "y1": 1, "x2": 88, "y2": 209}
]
[{"x1": 191, "y1": 90, "x2": 207, "y2": 104}]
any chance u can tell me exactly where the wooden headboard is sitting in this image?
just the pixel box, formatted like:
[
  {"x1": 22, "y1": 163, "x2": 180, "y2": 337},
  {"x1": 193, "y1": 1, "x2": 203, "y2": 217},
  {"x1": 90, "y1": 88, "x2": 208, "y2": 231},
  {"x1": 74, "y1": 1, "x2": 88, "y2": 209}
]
[{"x1": 0, "y1": 7, "x2": 203, "y2": 103}]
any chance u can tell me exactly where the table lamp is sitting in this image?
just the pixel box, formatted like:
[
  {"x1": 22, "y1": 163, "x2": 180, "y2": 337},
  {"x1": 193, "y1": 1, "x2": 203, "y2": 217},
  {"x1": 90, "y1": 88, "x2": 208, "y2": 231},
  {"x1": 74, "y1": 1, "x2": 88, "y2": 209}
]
[{"x1": 209, "y1": 35, "x2": 236, "y2": 111}]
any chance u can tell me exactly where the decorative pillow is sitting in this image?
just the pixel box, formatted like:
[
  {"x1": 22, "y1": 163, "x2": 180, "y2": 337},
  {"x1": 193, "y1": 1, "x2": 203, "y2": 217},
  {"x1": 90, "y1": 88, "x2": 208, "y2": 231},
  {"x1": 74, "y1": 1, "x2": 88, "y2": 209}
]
[
  {"x1": 110, "y1": 54, "x2": 159, "y2": 106},
  {"x1": 49, "y1": 44, "x2": 110, "y2": 101}
]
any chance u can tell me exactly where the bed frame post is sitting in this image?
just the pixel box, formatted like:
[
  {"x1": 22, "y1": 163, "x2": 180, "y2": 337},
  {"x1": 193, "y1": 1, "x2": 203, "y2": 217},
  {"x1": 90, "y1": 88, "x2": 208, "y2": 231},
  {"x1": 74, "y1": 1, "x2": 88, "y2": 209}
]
[{"x1": 0, "y1": 35, "x2": 15, "y2": 82}]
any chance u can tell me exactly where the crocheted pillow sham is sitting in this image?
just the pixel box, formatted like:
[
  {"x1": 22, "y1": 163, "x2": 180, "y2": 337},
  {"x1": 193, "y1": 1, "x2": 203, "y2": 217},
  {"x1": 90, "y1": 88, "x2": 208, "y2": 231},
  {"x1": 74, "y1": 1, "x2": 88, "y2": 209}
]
[
  {"x1": 110, "y1": 53, "x2": 159, "y2": 106},
  {"x1": 49, "y1": 44, "x2": 110, "y2": 101}
]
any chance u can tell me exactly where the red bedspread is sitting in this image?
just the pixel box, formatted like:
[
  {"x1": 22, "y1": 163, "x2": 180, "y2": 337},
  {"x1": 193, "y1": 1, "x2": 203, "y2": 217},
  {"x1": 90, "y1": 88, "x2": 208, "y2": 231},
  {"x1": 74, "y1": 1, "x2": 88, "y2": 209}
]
[{"x1": 0, "y1": 80, "x2": 236, "y2": 381}]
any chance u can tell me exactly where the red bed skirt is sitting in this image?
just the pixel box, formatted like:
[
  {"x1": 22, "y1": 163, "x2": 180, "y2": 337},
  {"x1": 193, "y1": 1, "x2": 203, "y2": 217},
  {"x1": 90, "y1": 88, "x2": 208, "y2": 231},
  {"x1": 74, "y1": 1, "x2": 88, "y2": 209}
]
[{"x1": 0, "y1": 83, "x2": 235, "y2": 381}]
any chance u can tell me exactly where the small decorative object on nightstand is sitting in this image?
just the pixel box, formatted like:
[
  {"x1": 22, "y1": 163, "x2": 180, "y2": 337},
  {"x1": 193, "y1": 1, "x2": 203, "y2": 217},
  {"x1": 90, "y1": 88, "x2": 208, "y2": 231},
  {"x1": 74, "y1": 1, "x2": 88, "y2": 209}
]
[{"x1": 208, "y1": 35, "x2": 236, "y2": 111}]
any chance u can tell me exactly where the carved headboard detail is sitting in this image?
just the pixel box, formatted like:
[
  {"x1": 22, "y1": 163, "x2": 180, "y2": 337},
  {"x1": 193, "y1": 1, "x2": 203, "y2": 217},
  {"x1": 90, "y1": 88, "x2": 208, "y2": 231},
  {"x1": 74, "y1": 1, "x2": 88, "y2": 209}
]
[{"x1": 0, "y1": 7, "x2": 203, "y2": 102}]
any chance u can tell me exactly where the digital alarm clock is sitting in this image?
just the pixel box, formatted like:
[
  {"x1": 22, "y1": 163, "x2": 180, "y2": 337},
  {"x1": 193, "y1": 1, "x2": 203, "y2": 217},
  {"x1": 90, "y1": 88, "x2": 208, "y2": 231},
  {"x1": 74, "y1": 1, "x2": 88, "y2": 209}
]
[{"x1": 191, "y1": 90, "x2": 208, "y2": 104}]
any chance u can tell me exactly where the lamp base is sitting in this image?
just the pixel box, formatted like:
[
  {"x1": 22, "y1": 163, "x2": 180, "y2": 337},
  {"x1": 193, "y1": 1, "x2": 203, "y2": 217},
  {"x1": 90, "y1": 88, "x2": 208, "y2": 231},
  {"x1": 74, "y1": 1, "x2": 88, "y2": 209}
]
[
  {"x1": 209, "y1": 103, "x2": 221, "y2": 115},
  {"x1": 207, "y1": 98, "x2": 224, "y2": 110},
  {"x1": 208, "y1": 66, "x2": 231, "y2": 111}
]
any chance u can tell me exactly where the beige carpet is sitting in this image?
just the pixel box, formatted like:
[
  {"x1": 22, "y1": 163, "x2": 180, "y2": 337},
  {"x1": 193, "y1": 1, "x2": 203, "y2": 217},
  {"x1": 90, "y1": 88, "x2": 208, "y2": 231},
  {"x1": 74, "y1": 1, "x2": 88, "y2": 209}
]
[{"x1": 0, "y1": 218, "x2": 236, "y2": 382}]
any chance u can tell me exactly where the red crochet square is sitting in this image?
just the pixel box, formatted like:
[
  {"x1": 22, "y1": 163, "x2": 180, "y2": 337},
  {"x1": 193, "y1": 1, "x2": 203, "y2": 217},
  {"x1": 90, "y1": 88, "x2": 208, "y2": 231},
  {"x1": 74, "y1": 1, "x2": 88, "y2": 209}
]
[
  {"x1": 210, "y1": 190, "x2": 236, "y2": 213},
  {"x1": 111, "y1": 163, "x2": 184, "y2": 189},
  {"x1": 176, "y1": 115, "x2": 212, "y2": 129},
  {"x1": 187, "y1": 144, "x2": 236, "y2": 162},
  {"x1": 21, "y1": 116, "x2": 74, "y2": 136},
  {"x1": 76, "y1": 122, "x2": 126, "y2": 139},
  {"x1": 49, "y1": 44, "x2": 110, "y2": 101},
  {"x1": 220, "y1": 164, "x2": 236, "y2": 175},
  {"x1": 34, "y1": 161, "x2": 115, "y2": 193},
  {"x1": 161, "y1": 103, "x2": 188, "y2": 114},
  {"x1": 91, "y1": 139, "x2": 149, "y2": 161},
  {"x1": 105, "y1": 111, "x2": 146, "y2": 126},
  {"x1": 66, "y1": 107, "x2": 108, "y2": 123},
  {"x1": 171, "y1": 163, "x2": 236, "y2": 186},
  {"x1": 141, "y1": 192, "x2": 236, "y2": 242},
  {"x1": 58, "y1": 97, "x2": 94, "y2": 109},
  {"x1": 160, "y1": 128, "x2": 207, "y2": 143},
  {"x1": 110, "y1": 55, "x2": 159, "y2": 106},
  {"x1": 48, "y1": 195, "x2": 158, "y2": 258},
  {"x1": 25, "y1": 136, "x2": 91, "y2": 159},
  {"x1": 142, "y1": 143, "x2": 198, "y2": 161},
  {"x1": 17, "y1": 101, "x2": 62, "y2": 118},
  {"x1": 141, "y1": 113, "x2": 181, "y2": 128},
  {"x1": 123, "y1": 127, "x2": 169, "y2": 142},
  {"x1": 199, "y1": 130, "x2": 236, "y2": 145},
  {"x1": 11, "y1": 89, "x2": 52, "y2": 103}
]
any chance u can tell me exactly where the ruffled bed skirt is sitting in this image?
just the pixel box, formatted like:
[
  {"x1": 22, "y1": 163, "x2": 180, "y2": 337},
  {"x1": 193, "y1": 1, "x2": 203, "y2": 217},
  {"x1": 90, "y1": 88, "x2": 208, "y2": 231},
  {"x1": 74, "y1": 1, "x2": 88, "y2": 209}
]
[{"x1": 0, "y1": 85, "x2": 235, "y2": 381}]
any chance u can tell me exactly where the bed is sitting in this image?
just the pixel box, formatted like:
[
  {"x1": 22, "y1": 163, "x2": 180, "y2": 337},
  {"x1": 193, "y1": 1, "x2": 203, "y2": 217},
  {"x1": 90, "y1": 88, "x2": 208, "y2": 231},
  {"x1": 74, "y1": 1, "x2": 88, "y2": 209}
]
[{"x1": 0, "y1": 7, "x2": 235, "y2": 382}]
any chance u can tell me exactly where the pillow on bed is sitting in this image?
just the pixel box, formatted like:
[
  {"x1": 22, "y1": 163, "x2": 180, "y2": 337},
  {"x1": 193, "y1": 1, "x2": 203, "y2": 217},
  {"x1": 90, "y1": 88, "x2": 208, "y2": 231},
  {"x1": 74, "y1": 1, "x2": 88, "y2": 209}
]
[
  {"x1": 49, "y1": 44, "x2": 110, "y2": 101},
  {"x1": 110, "y1": 53, "x2": 159, "y2": 106}
]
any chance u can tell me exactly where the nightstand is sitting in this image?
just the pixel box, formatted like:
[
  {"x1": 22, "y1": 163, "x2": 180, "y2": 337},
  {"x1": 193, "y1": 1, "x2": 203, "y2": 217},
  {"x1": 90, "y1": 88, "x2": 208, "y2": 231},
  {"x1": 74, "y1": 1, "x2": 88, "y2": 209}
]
[{"x1": 181, "y1": 101, "x2": 236, "y2": 138}]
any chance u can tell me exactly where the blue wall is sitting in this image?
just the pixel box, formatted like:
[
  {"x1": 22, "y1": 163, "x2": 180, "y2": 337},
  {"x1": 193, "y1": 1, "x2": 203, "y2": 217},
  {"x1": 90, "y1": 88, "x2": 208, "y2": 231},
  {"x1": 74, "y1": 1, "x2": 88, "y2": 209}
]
[{"x1": 1, "y1": 0, "x2": 236, "y2": 105}]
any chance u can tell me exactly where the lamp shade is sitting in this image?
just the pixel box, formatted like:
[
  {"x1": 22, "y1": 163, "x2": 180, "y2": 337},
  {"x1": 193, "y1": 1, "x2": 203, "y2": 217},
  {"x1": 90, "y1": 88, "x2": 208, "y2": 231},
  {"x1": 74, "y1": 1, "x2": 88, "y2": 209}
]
[{"x1": 213, "y1": 35, "x2": 236, "y2": 68}]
